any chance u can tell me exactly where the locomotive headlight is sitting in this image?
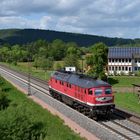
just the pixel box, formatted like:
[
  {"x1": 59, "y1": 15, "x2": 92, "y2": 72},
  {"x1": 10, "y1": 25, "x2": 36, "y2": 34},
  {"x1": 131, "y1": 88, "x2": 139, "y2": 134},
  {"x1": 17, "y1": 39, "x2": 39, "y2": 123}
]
[{"x1": 96, "y1": 97, "x2": 113, "y2": 102}]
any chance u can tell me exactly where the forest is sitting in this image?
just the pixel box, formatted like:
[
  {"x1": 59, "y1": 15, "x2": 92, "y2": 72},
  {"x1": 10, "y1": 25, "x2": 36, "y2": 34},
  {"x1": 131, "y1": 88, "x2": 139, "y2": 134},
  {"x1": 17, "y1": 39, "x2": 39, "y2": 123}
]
[{"x1": 0, "y1": 29, "x2": 139, "y2": 47}]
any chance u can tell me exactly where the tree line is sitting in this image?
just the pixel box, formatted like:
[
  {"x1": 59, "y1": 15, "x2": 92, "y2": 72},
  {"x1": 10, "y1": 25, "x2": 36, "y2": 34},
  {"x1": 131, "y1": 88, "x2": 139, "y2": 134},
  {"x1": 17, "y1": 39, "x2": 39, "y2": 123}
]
[{"x1": 0, "y1": 39, "x2": 108, "y2": 80}]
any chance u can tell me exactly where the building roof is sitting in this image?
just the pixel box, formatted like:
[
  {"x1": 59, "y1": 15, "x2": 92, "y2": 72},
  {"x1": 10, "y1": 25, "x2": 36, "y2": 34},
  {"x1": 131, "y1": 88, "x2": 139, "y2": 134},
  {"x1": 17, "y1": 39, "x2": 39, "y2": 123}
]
[
  {"x1": 108, "y1": 47, "x2": 140, "y2": 58},
  {"x1": 52, "y1": 71, "x2": 110, "y2": 88}
]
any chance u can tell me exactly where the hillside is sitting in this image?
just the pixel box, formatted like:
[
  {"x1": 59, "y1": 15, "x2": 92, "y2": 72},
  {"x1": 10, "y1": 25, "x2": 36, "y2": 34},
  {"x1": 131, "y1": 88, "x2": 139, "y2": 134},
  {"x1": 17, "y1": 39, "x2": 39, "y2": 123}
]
[{"x1": 0, "y1": 28, "x2": 137, "y2": 47}]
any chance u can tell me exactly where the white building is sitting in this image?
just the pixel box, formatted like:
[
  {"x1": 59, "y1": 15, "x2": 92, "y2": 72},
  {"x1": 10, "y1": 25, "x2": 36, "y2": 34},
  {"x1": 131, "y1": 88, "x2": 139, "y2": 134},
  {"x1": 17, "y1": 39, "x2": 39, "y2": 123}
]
[{"x1": 108, "y1": 47, "x2": 140, "y2": 75}]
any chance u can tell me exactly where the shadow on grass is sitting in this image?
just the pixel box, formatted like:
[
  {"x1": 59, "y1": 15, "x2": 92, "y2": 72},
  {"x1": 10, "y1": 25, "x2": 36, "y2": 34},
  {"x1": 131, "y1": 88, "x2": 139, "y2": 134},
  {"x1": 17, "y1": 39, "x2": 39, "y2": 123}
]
[
  {"x1": 0, "y1": 92, "x2": 11, "y2": 110},
  {"x1": 108, "y1": 77, "x2": 119, "y2": 86},
  {"x1": 1, "y1": 86, "x2": 11, "y2": 92}
]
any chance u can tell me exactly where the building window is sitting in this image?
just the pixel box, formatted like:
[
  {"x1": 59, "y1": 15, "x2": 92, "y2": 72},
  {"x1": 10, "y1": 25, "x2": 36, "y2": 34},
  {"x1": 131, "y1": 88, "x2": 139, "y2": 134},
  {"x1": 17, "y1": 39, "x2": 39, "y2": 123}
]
[
  {"x1": 126, "y1": 59, "x2": 128, "y2": 62},
  {"x1": 135, "y1": 67, "x2": 137, "y2": 71},
  {"x1": 119, "y1": 59, "x2": 121, "y2": 62},
  {"x1": 109, "y1": 67, "x2": 111, "y2": 70},
  {"x1": 112, "y1": 67, "x2": 114, "y2": 70},
  {"x1": 135, "y1": 59, "x2": 137, "y2": 63},
  {"x1": 115, "y1": 59, "x2": 118, "y2": 62},
  {"x1": 122, "y1": 59, "x2": 124, "y2": 62},
  {"x1": 119, "y1": 67, "x2": 121, "y2": 71},
  {"x1": 122, "y1": 66, "x2": 124, "y2": 71},
  {"x1": 109, "y1": 58, "x2": 111, "y2": 62},
  {"x1": 125, "y1": 67, "x2": 128, "y2": 71},
  {"x1": 112, "y1": 59, "x2": 114, "y2": 62},
  {"x1": 129, "y1": 59, "x2": 131, "y2": 62},
  {"x1": 115, "y1": 66, "x2": 117, "y2": 71},
  {"x1": 129, "y1": 67, "x2": 131, "y2": 71}
]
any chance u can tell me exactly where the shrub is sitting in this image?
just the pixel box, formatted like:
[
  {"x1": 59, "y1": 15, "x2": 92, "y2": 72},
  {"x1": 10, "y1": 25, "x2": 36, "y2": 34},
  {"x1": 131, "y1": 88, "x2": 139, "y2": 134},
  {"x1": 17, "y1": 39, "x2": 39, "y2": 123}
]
[
  {"x1": 0, "y1": 92, "x2": 10, "y2": 110},
  {"x1": 120, "y1": 71, "x2": 125, "y2": 76},
  {"x1": 53, "y1": 62, "x2": 62, "y2": 70},
  {"x1": 135, "y1": 70, "x2": 140, "y2": 77},
  {"x1": 99, "y1": 72, "x2": 108, "y2": 82}
]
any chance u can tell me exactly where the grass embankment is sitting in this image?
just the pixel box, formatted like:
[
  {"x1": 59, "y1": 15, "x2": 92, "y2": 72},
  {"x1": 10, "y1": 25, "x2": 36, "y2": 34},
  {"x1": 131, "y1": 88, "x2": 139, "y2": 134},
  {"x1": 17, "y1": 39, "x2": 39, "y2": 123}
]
[
  {"x1": 115, "y1": 93, "x2": 140, "y2": 115},
  {"x1": 0, "y1": 76, "x2": 85, "y2": 140}
]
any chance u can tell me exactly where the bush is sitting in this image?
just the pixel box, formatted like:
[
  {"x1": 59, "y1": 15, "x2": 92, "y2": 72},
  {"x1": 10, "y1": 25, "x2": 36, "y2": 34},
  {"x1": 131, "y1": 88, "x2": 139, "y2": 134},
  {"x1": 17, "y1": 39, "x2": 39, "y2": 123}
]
[
  {"x1": 128, "y1": 71, "x2": 133, "y2": 76},
  {"x1": 120, "y1": 71, "x2": 125, "y2": 76},
  {"x1": 135, "y1": 70, "x2": 140, "y2": 77},
  {"x1": 53, "y1": 62, "x2": 63, "y2": 70},
  {"x1": 99, "y1": 72, "x2": 108, "y2": 82},
  {"x1": 0, "y1": 77, "x2": 4, "y2": 85},
  {"x1": 113, "y1": 71, "x2": 117, "y2": 76},
  {"x1": 0, "y1": 92, "x2": 10, "y2": 110},
  {"x1": 0, "y1": 105, "x2": 46, "y2": 140}
]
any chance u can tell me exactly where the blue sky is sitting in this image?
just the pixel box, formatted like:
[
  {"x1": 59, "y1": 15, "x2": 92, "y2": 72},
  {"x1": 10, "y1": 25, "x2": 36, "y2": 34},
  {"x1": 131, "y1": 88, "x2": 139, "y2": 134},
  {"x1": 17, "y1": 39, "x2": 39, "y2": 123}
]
[{"x1": 0, "y1": 0, "x2": 140, "y2": 39}]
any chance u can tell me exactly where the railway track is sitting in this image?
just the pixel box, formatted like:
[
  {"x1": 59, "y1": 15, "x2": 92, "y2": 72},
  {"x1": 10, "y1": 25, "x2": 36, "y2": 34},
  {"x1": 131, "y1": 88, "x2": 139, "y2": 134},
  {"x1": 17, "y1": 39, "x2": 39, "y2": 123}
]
[
  {"x1": 99, "y1": 113, "x2": 140, "y2": 140},
  {"x1": 1, "y1": 65, "x2": 140, "y2": 140}
]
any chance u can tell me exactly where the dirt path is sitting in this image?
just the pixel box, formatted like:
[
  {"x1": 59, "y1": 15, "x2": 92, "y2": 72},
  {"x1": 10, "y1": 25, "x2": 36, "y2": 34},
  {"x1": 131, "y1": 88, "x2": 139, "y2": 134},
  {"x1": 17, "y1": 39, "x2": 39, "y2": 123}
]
[{"x1": 113, "y1": 87, "x2": 134, "y2": 93}]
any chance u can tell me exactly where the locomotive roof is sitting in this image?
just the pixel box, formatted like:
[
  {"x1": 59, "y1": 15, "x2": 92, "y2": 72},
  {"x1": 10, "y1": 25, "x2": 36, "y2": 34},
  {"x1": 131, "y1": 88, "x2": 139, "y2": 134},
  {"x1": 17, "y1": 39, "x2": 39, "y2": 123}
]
[{"x1": 52, "y1": 71, "x2": 111, "y2": 88}]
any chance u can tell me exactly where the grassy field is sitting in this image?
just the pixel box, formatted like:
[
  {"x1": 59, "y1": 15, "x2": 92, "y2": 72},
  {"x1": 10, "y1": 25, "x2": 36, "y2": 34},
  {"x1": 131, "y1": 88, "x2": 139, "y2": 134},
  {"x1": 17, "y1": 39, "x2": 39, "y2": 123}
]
[
  {"x1": 0, "y1": 76, "x2": 85, "y2": 140},
  {"x1": 115, "y1": 93, "x2": 140, "y2": 115},
  {"x1": 0, "y1": 62, "x2": 52, "y2": 80},
  {"x1": 108, "y1": 76, "x2": 140, "y2": 87}
]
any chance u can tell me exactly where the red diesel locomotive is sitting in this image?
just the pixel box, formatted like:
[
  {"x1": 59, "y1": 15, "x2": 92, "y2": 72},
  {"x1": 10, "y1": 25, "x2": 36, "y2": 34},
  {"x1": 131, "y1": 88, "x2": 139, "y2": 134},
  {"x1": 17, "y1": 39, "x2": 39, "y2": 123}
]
[{"x1": 49, "y1": 70, "x2": 115, "y2": 117}]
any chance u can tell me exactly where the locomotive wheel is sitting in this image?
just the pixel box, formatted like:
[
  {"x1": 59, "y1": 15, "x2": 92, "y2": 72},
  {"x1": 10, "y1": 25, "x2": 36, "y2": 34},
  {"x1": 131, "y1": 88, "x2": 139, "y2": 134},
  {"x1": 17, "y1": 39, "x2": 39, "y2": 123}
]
[
  {"x1": 57, "y1": 95, "x2": 62, "y2": 102},
  {"x1": 77, "y1": 106, "x2": 84, "y2": 113},
  {"x1": 105, "y1": 110, "x2": 111, "y2": 120}
]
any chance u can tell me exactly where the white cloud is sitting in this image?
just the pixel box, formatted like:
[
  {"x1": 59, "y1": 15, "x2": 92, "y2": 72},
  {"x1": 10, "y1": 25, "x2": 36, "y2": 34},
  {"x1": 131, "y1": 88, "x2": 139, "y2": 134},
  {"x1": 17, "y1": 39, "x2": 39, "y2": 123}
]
[
  {"x1": 0, "y1": 0, "x2": 140, "y2": 38},
  {"x1": 0, "y1": 16, "x2": 38, "y2": 29},
  {"x1": 39, "y1": 16, "x2": 52, "y2": 29}
]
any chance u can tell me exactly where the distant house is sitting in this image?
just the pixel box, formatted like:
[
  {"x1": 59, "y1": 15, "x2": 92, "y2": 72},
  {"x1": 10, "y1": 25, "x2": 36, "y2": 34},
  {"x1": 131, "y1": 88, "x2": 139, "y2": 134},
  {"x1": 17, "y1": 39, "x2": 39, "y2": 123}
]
[{"x1": 108, "y1": 47, "x2": 140, "y2": 75}]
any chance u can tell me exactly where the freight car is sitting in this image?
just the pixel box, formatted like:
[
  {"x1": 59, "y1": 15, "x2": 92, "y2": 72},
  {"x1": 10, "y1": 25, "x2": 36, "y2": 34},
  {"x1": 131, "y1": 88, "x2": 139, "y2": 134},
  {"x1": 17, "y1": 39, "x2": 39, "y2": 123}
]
[{"x1": 48, "y1": 70, "x2": 115, "y2": 118}]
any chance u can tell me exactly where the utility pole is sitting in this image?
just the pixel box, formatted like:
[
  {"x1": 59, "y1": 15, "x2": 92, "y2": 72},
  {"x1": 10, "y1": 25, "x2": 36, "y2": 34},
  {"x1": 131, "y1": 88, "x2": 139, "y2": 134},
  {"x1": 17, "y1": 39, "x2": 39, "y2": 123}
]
[
  {"x1": 81, "y1": 57, "x2": 84, "y2": 74},
  {"x1": 27, "y1": 44, "x2": 31, "y2": 96}
]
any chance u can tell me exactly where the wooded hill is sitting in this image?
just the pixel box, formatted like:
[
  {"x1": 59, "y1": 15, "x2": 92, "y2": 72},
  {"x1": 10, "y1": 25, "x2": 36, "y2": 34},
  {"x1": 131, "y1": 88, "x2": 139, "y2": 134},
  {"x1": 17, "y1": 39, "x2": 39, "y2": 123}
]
[{"x1": 0, "y1": 28, "x2": 138, "y2": 47}]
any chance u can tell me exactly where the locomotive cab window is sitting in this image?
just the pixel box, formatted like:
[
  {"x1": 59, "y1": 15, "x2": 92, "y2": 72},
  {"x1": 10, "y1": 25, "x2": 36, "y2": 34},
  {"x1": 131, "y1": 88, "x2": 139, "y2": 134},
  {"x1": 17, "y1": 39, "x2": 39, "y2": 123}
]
[
  {"x1": 105, "y1": 89, "x2": 112, "y2": 94},
  {"x1": 94, "y1": 89, "x2": 102, "y2": 96},
  {"x1": 88, "y1": 89, "x2": 93, "y2": 95}
]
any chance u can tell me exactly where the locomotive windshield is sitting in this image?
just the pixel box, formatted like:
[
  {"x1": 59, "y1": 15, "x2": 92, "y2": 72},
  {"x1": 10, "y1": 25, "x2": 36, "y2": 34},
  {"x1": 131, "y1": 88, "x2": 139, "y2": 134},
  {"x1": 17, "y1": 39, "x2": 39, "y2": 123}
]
[
  {"x1": 94, "y1": 89, "x2": 102, "y2": 96},
  {"x1": 105, "y1": 88, "x2": 112, "y2": 94}
]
